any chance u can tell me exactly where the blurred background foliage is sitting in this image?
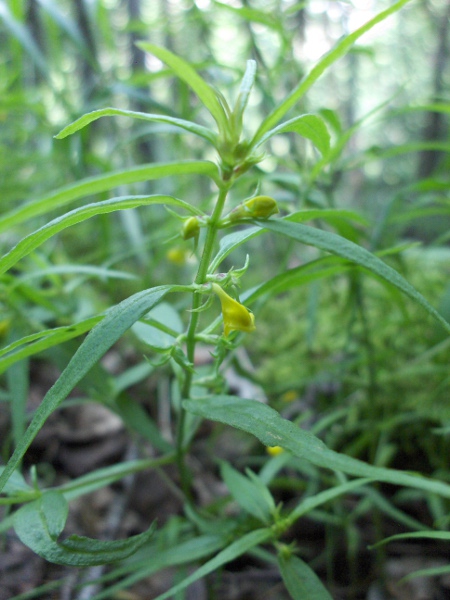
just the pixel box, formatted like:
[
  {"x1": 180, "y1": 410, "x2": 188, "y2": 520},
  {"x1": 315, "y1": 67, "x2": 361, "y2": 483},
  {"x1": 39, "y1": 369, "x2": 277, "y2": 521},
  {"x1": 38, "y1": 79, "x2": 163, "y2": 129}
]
[
  {"x1": 1, "y1": 0, "x2": 449, "y2": 466},
  {"x1": 1, "y1": 1, "x2": 450, "y2": 597}
]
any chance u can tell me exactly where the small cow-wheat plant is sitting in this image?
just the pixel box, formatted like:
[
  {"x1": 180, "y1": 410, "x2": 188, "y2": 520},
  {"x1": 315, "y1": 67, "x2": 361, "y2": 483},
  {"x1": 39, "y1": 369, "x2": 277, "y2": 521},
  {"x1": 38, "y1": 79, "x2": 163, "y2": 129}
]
[{"x1": 1, "y1": 1, "x2": 450, "y2": 598}]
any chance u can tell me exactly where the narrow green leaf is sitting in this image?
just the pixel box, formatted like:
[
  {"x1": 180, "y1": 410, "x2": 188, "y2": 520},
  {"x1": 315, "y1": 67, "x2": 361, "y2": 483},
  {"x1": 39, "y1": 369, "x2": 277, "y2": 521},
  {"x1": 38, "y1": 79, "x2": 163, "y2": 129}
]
[
  {"x1": 258, "y1": 219, "x2": 450, "y2": 334},
  {"x1": 401, "y1": 564, "x2": 450, "y2": 583},
  {"x1": 14, "y1": 491, "x2": 156, "y2": 566},
  {"x1": 278, "y1": 553, "x2": 333, "y2": 600},
  {"x1": 213, "y1": 1, "x2": 281, "y2": 30},
  {"x1": 36, "y1": 0, "x2": 96, "y2": 66},
  {"x1": 113, "y1": 396, "x2": 174, "y2": 454},
  {"x1": 0, "y1": 195, "x2": 200, "y2": 275},
  {"x1": 0, "y1": 317, "x2": 102, "y2": 375},
  {"x1": 252, "y1": 0, "x2": 413, "y2": 143},
  {"x1": 209, "y1": 226, "x2": 261, "y2": 273},
  {"x1": 221, "y1": 462, "x2": 274, "y2": 524},
  {"x1": 55, "y1": 107, "x2": 218, "y2": 145},
  {"x1": 183, "y1": 397, "x2": 450, "y2": 499},
  {"x1": 244, "y1": 258, "x2": 351, "y2": 304},
  {"x1": 255, "y1": 114, "x2": 331, "y2": 156},
  {"x1": 234, "y1": 59, "x2": 257, "y2": 123},
  {"x1": 0, "y1": 2, "x2": 49, "y2": 78},
  {"x1": 210, "y1": 210, "x2": 367, "y2": 272},
  {"x1": 152, "y1": 528, "x2": 272, "y2": 600},
  {"x1": 0, "y1": 161, "x2": 219, "y2": 233},
  {"x1": 371, "y1": 530, "x2": 450, "y2": 548},
  {"x1": 136, "y1": 42, "x2": 228, "y2": 133},
  {"x1": 7, "y1": 355, "x2": 29, "y2": 447},
  {"x1": 0, "y1": 285, "x2": 175, "y2": 494},
  {"x1": 288, "y1": 478, "x2": 372, "y2": 524},
  {"x1": 58, "y1": 456, "x2": 175, "y2": 500},
  {"x1": 89, "y1": 535, "x2": 226, "y2": 600}
]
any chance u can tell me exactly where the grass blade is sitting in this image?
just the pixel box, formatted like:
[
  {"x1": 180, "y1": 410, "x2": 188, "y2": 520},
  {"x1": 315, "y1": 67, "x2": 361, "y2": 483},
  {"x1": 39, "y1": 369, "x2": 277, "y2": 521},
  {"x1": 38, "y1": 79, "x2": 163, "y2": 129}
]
[
  {"x1": 0, "y1": 161, "x2": 219, "y2": 234},
  {"x1": 0, "y1": 195, "x2": 201, "y2": 275},
  {"x1": 0, "y1": 285, "x2": 176, "y2": 494},
  {"x1": 252, "y1": 0, "x2": 413, "y2": 144}
]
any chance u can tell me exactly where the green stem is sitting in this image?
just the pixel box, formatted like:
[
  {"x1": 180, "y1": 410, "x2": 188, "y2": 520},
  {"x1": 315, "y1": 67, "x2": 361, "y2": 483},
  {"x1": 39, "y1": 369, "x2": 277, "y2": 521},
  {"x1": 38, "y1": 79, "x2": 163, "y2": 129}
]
[{"x1": 175, "y1": 182, "x2": 231, "y2": 499}]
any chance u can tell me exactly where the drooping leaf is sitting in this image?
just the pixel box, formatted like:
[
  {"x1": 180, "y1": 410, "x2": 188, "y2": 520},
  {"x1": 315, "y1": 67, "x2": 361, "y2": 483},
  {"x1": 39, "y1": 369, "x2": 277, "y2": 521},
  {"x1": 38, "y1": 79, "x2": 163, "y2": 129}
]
[
  {"x1": 0, "y1": 285, "x2": 183, "y2": 494},
  {"x1": 258, "y1": 219, "x2": 450, "y2": 334},
  {"x1": 209, "y1": 209, "x2": 367, "y2": 272},
  {"x1": 183, "y1": 397, "x2": 450, "y2": 499},
  {"x1": 0, "y1": 195, "x2": 201, "y2": 275},
  {"x1": 55, "y1": 107, "x2": 218, "y2": 145},
  {"x1": 14, "y1": 491, "x2": 156, "y2": 566}
]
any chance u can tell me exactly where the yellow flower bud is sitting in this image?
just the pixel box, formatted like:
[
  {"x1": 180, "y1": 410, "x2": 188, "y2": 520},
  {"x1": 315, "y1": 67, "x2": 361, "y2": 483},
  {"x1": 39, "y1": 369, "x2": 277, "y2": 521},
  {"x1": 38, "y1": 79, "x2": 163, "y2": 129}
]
[
  {"x1": 166, "y1": 247, "x2": 189, "y2": 265},
  {"x1": 181, "y1": 216, "x2": 200, "y2": 241},
  {"x1": 229, "y1": 196, "x2": 279, "y2": 222},
  {"x1": 211, "y1": 283, "x2": 256, "y2": 337},
  {"x1": 266, "y1": 445, "x2": 284, "y2": 456}
]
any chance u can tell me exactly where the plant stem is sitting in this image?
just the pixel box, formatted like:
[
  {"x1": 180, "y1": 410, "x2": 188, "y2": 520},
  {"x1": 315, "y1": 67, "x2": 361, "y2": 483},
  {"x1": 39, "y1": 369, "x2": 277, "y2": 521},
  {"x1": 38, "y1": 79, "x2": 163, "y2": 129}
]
[{"x1": 175, "y1": 182, "x2": 231, "y2": 499}]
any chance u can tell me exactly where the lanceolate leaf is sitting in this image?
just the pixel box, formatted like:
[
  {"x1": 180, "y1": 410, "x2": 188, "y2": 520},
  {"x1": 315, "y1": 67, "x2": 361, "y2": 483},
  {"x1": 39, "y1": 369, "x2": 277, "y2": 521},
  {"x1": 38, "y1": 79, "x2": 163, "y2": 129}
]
[
  {"x1": 0, "y1": 161, "x2": 219, "y2": 234},
  {"x1": 152, "y1": 528, "x2": 272, "y2": 600},
  {"x1": 0, "y1": 285, "x2": 180, "y2": 494},
  {"x1": 14, "y1": 491, "x2": 156, "y2": 566},
  {"x1": 55, "y1": 107, "x2": 218, "y2": 145},
  {"x1": 258, "y1": 219, "x2": 450, "y2": 334},
  {"x1": 0, "y1": 195, "x2": 201, "y2": 275},
  {"x1": 252, "y1": 0, "x2": 413, "y2": 144},
  {"x1": 136, "y1": 42, "x2": 229, "y2": 134},
  {"x1": 0, "y1": 317, "x2": 102, "y2": 375},
  {"x1": 255, "y1": 114, "x2": 331, "y2": 156},
  {"x1": 278, "y1": 553, "x2": 333, "y2": 600},
  {"x1": 184, "y1": 397, "x2": 450, "y2": 499},
  {"x1": 209, "y1": 210, "x2": 367, "y2": 272}
]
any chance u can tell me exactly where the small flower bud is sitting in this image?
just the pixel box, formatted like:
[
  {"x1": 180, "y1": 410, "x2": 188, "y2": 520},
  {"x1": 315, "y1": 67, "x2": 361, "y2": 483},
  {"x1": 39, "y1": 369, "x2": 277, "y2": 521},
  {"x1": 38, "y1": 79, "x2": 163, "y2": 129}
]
[
  {"x1": 229, "y1": 195, "x2": 279, "y2": 222},
  {"x1": 181, "y1": 216, "x2": 200, "y2": 240},
  {"x1": 166, "y1": 247, "x2": 189, "y2": 265},
  {"x1": 211, "y1": 283, "x2": 256, "y2": 337},
  {"x1": 266, "y1": 445, "x2": 284, "y2": 456}
]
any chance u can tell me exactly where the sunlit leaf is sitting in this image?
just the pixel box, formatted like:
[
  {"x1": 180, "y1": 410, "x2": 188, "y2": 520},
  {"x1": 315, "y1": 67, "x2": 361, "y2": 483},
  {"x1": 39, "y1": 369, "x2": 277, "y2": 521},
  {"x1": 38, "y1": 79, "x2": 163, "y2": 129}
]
[
  {"x1": 55, "y1": 107, "x2": 218, "y2": 145},
  {"x1": 252, "y1": 0, "x2": 413, "y2": 143},
  {"x1": 136, "y1": 43, "x2": 228, "y2": 133}
]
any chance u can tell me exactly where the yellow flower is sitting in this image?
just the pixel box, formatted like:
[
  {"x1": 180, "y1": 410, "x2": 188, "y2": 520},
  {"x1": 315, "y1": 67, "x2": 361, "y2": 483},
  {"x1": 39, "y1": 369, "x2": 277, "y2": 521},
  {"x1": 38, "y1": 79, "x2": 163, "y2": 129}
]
[
  {"x1": 212, "y1": 283, "x2": 256, "y2": 337},
  {"x1": 166, "y1": 247, "x2": 189, "y2": 265}
]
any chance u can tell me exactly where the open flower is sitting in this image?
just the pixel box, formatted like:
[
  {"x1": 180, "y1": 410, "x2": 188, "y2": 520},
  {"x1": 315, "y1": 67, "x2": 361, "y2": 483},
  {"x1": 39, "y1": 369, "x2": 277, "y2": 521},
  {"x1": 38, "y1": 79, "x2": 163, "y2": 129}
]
[{"x1": 212, "y1": 283, "x2": 256, "y2": 337}]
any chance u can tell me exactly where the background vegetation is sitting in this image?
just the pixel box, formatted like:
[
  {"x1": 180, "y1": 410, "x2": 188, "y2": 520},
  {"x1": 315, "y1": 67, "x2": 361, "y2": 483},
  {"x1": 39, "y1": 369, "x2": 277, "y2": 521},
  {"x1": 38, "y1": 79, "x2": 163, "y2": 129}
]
[{"x1": 1, "y1": 1, "x2": 449, "y2": 599}]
